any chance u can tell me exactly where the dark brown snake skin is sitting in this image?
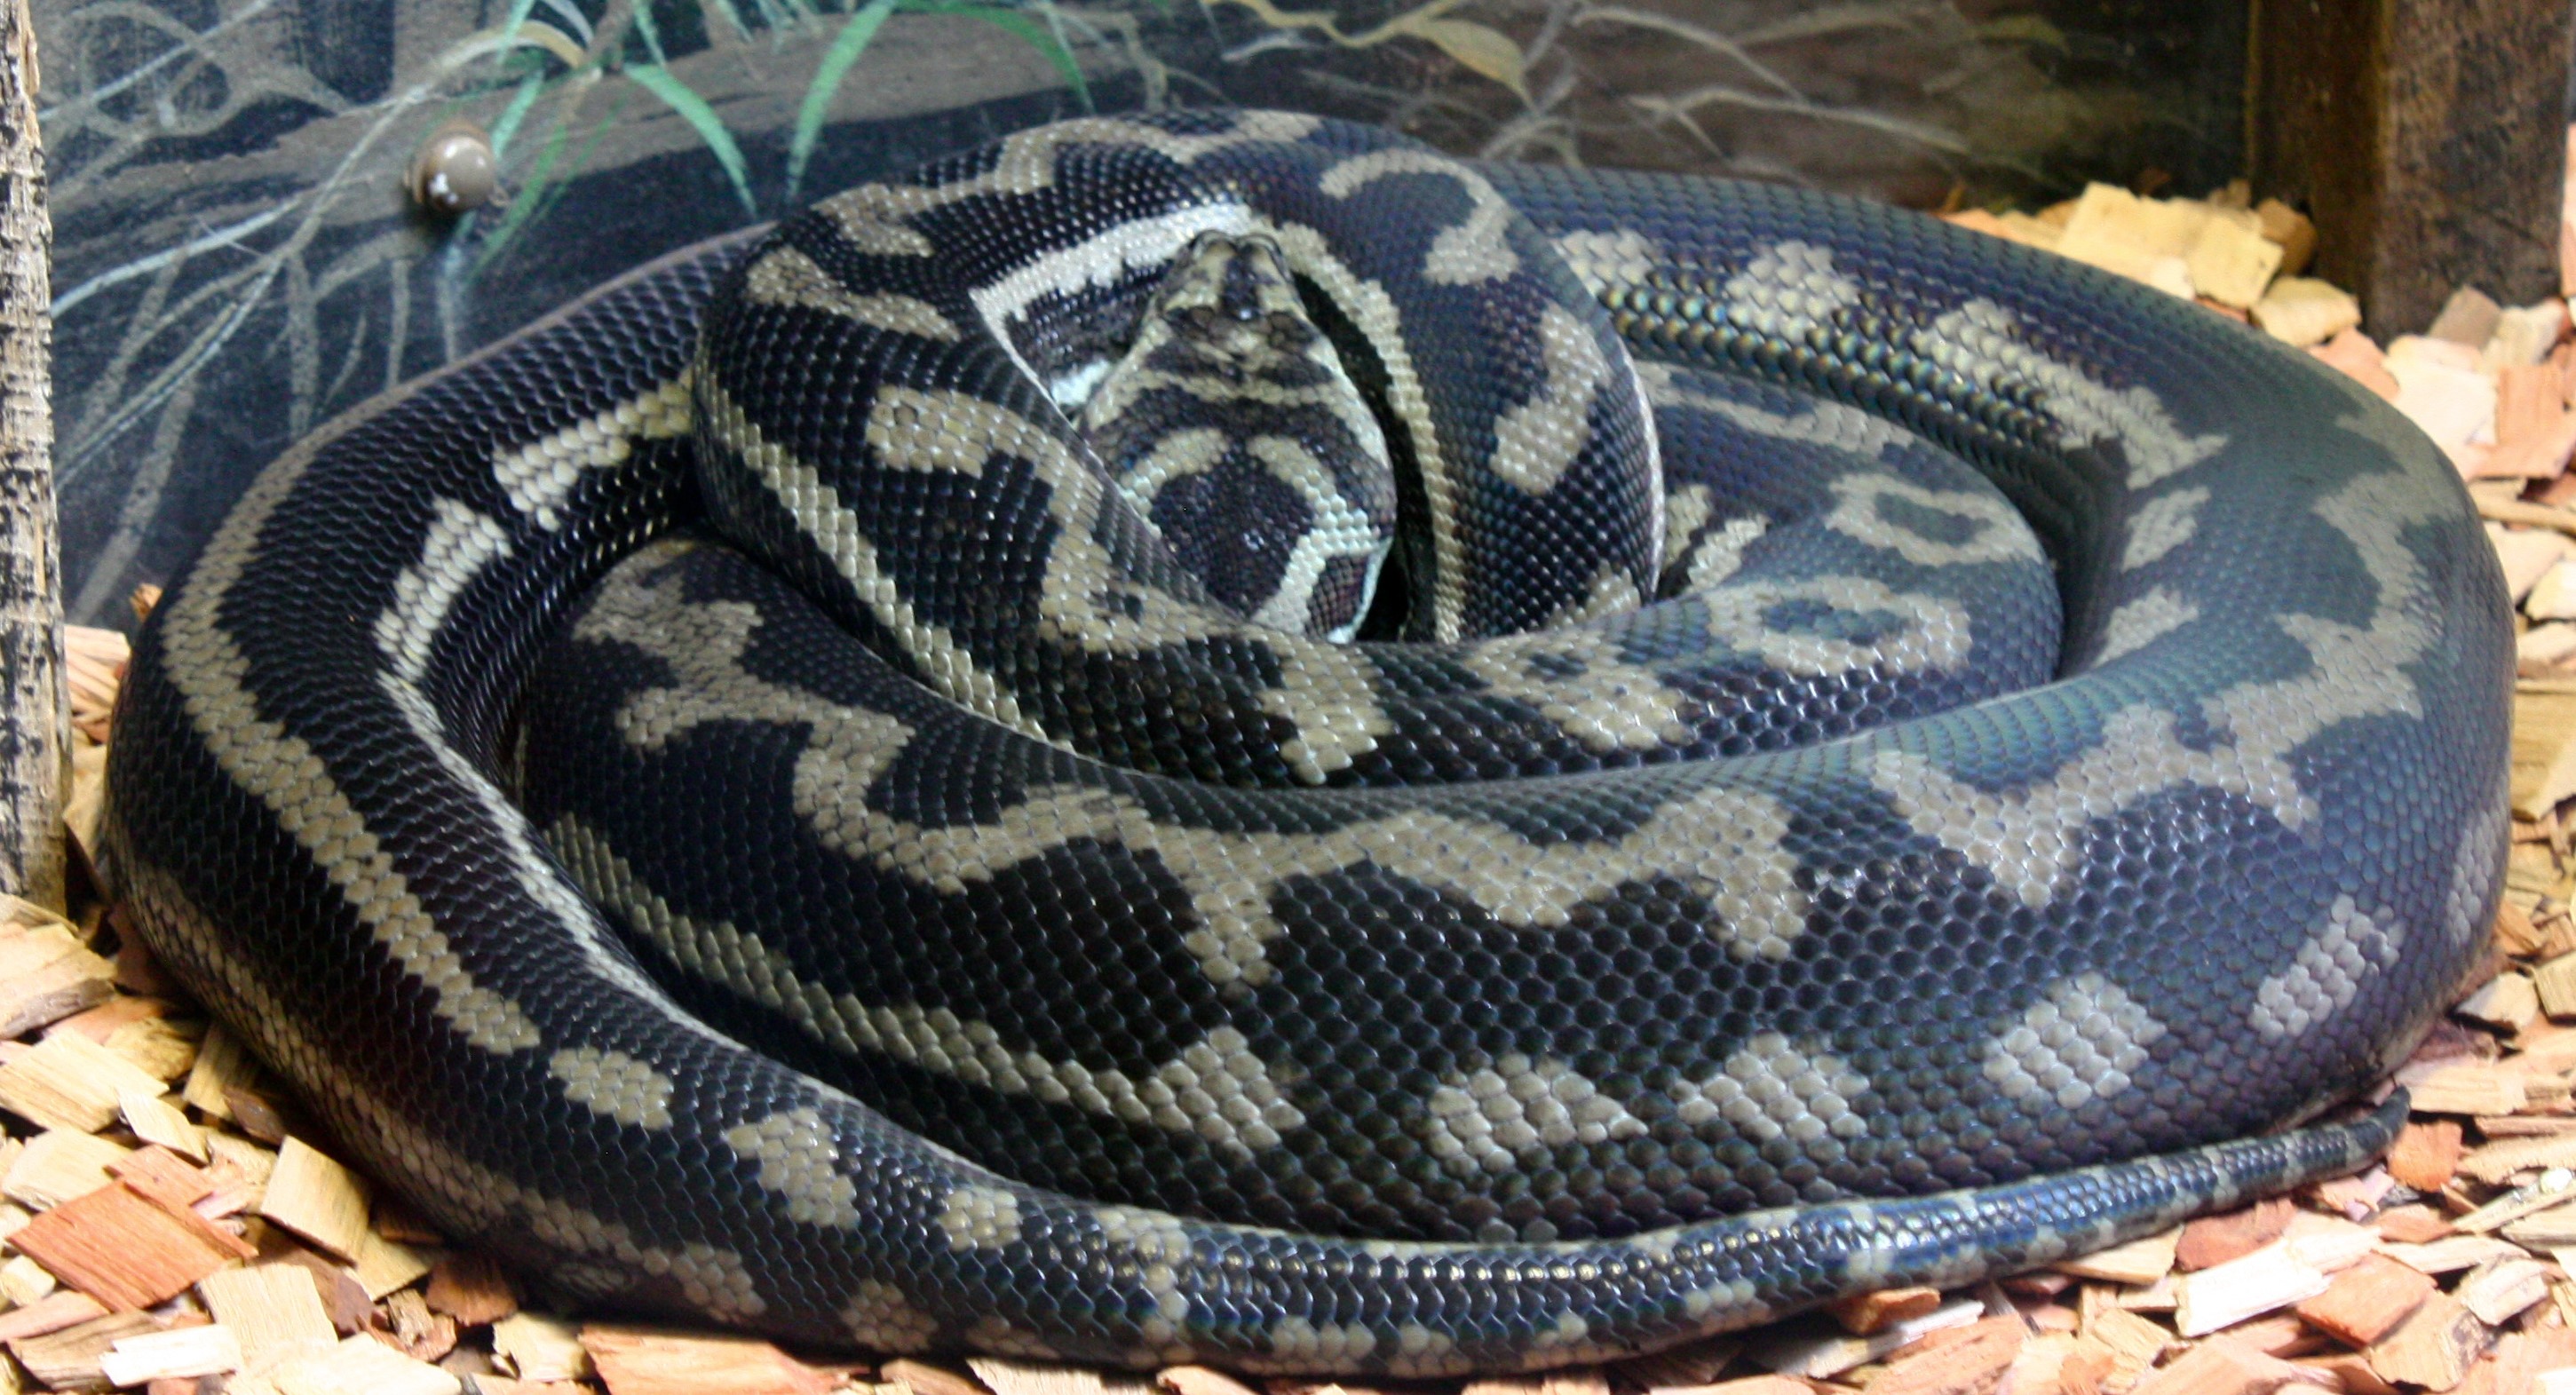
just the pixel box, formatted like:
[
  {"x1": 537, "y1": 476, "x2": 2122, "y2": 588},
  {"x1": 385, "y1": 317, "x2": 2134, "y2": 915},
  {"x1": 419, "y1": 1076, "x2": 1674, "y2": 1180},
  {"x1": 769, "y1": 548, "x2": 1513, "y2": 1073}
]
[{"x1": 101, "y1": 109, "x2": 2505, "y2": 1373}]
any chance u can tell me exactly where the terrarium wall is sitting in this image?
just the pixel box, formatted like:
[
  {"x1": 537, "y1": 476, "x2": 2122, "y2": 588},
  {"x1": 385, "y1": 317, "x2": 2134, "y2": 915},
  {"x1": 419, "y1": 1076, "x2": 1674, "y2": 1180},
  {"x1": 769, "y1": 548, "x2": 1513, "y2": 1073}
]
[{"x1": 39, "y1": 0, "x2": 2250, "y2": 628}]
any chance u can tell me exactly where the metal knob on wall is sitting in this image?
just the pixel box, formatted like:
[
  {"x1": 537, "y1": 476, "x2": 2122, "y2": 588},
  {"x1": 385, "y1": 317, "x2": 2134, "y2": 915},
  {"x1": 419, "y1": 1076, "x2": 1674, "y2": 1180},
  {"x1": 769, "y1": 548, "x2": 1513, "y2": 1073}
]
[{"x1": 408, "y1": 120, "x2": 499, "y2": 216}]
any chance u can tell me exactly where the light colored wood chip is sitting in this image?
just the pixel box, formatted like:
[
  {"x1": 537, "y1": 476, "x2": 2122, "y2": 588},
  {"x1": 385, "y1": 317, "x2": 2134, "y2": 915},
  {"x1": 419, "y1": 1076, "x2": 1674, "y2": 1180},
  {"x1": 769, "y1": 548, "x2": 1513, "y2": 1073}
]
[
  {"x1": 8, "y1": 1180, "x2": 254, "y2": 1309},
  {"x1": 385, "y1": 1288, "x2": 458, "y2": 1364},
  {"x1": 2454, "y1": 1256, "x2": 2552, "y2": 1325},
  {"x1": 0, "y1": 928, "x2": 114, "y2": 1041},
  {"x1": 98, "y1": 1322, "x2": 243, "y2": 1384},
  {"x1": 1866, "y1": 1314, "x2": 2023, "y2": 1395},
  {"x1": 118, "y1": 1088, "x2": 206, "y2": 1162},
  {"x1": 2184, "y1": 214, "x2": 2283, "y2": 310},
  {"x1": 2536, "y1": 946, "x2": 2576, "y2": 1015},
  {"x1": 2253, "y1": 277, "x2": 2362, "y2": 347},
  {"x1": 2253, "y1": 198, "x2": 2315, "y2": 274},
  {"x1": 267, "y1": 1332, "x2": 462, "y2": 1395},
  {"x1": 2459, "y1": 971, "x2": 2543, "y2": 1030},
  {"x1": 2379, "y1": 1233, "x2": 2532, "y2": 1274},
  {"x1": 2489, "y1": 410, "x2": 2576, "y2": 481},
  {"x1": 492, "y1": 1312, "x2": 593, "y2": 1383},
  {"x1": 2174, "y1": 1240, "x2": 2330, "y2": 1336},
  {"x1": 2457, "y1": 1171, "x2": 2576, "y2": 1233},
  {"x1": 2409, "y1": 1062, "x2": 2534, "y2": 1118},
  {"x1": 2458, "y1": 1129, "x2": 2576, "y2": 1185},
  {"x1": 579, "y1": 1324, "x2": 831, "y2": 1394},
  {"x1": 884, "y1": 1360, "x2": 991, "y2": 1395},
  {"x1": 971, "y1": 1358, "x2": 1154, "y2": 1395},
  {"x1": 2366, "y1": 1292, "x2": 2490, "y2": 1390},
  {"x1": 180, "y1": 1024, "x2": 252, "y2": 1120},
  {"x1": 1605, "y1": 1337, "x2": 1740, "y2": 1391},
  {"x1": 424, "y1": 1250, "x2": 518, "y2": 1327},
  {"x1": 1747, "y1": 1298, "x2": 1981, "y2": 1377},
  {"x1": 0, "y1": 1250, "x2": 57, "y2": 1305},
  {"x1": 104, "y1": 1016, "x2": 201, "y2": 1084},
  {"x1": 258, "y1": 1138, "x2": 370, "y2": 1263},
  {"x1": 349, "y1": 1225, "x2": 431, "y2": 1300},
  {"x1": 196, "y1": 1264, "x2": 338, "y2": 1369},
  {"x1": 2056, "y1": 1227, "x2": 2181, "y2": 1285},
  {"x1": 1159, "y1": 1367, "x2": 1261, "y2": 1395},
  {"x1": 0, "y1": 1025, "x2": 170, "y2": 1133},
  {"x1": 2487, "y1": 300, "x2": 2569, "y2": 369},
  {"x1": 2294, "y1": 1251, "x2": 2434, "y2": 1346},
  {"x1": 1823, "y1": 1285, "x2": 1942, "y2": 1335},
  {"x1": 1, "y1": 1127, "x2": 131, "y2": 1210},
  {"x1": 2514, "y1": 694, "x2": 2576, "y2": 823},
  {"x1": 2429, "y1": 286, "x2": 2506, "y2": 346},
  {"x1": 7, "y1": 1310, "x2": 162, "y2": 1391}
]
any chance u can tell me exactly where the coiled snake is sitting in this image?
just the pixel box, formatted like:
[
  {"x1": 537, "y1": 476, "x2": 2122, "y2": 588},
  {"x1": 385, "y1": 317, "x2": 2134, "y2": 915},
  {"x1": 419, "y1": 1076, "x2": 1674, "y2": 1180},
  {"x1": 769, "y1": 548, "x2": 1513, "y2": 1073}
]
[{"x1": 102, "y1": 109, "x2": 2509, "y2": 1374}]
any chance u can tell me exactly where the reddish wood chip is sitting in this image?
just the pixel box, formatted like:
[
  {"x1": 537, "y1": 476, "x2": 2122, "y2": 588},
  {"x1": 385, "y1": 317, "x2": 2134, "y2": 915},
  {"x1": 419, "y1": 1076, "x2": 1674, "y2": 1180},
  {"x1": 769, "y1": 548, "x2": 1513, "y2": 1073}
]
[
  {"x1": 1868, "y1": 1316, "x2": 2025, "y2": 1395},
  {"x1": 2294, "y1": 1252, "x2": 2435, "y2": 1347},
  {"x1": 426, "y1": 1248, "x2": 520, "y2": 1327},
  {"x1": 2374, "y1": 1204, "x2": 2453, "y2": 1243},
  {"x1": 1823, "y1": 1285, "x2": 1943, "y2": 1335},
  {"x1": 581, "y1": 1324, "x2": 830, "y2": 1395},
  {"x1": 2384, "y1": 1118, "x2": 2465, "y2": 1192},
  {"x1": 2177, "y1": 1197, "x2": 2295, "y2": 1270},
  {"x1": 7, "y1": 1180, "x2": 253, "y2": 1310},
  {"x1": 2130, "y1": 1336, "x2": 2311, "y2": 1395}
]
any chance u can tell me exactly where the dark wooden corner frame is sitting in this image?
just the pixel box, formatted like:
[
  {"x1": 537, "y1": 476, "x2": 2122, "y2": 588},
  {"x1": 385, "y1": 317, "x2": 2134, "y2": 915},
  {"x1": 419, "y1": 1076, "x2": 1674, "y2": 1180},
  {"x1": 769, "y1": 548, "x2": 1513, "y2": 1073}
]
[{"x1": 2248, "y1": 0, "x2": 2575, "y2": 338}]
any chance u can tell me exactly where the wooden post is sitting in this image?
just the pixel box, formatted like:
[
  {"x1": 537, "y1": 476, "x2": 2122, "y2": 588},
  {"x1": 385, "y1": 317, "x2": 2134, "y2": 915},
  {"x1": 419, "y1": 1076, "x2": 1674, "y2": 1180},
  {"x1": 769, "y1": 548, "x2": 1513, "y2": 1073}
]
[
  {"x1": 2247, "y1": 0, "x2": 2574, "y2": 338},
  {"x1": 0, "y1": 0, "x2": 63, "y2": 909}
]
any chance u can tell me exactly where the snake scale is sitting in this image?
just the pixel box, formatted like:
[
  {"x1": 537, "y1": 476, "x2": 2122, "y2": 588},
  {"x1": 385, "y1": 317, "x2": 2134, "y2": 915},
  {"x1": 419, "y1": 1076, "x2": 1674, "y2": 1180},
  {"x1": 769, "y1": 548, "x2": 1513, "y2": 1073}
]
[{"x1": 102, "y1": 109, "x2": 2509, "y2": 1374}]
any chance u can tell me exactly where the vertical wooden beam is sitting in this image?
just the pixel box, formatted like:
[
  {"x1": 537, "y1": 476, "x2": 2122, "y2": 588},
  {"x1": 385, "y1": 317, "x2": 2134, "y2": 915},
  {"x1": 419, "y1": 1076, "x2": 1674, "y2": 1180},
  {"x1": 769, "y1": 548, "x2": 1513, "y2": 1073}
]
[
  {"x1": 0, "y1": 0, "x2": 63, "y2": 909},
  {"x1": 2248, "y1": 0, "x2": 2573, "y2": 337}
]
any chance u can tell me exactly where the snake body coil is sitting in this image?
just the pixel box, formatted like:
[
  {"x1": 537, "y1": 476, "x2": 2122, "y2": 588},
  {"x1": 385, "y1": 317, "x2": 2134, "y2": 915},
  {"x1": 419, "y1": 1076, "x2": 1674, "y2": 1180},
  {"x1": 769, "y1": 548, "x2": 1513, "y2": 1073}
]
[{"x1": 104, "y1": 110, "x2": 2506, "y2": 1374}]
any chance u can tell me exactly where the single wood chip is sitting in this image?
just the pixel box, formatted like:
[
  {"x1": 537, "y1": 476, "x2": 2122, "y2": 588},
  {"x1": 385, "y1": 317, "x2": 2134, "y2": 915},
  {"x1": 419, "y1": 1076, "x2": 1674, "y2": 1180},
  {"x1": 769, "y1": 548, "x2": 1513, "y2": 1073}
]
[
  {"x1": 98, "y1": 1323, "x2": 244, "y2": 1385},
  {"x1": 2253, "y1": 277, "x2": 2363, "y2": 347},
  {"x1": 1823, "y1": 1285, "x2": 1943, "y2": 1335},
  {"x1": 2454, "y1": 1256, "x2": 2553, "y2": 1325},
  {"x1": 2366, "y1": 1292, "x2": 2492, "y2": 1390},
  {"x1": 8, "y1": 1178, "x2": 254, "y2": 1309},
  {"x1": 258, "y1": 1137, "x2": 370, "y2": 1262},
  {"x1": 2294, "y1": 1252, "x2": 2435, "y2": 1347},
  {"x1": 268, "y1": 1332, "x2": 462, "y2": 1395},
  {"x1": 0, "y1": 1127, "x2": 130, "y2": 1209},
  {"x1": 0, "y1": 1026, "x2": 170, "y2": 1133},
  {"x1": 424, "y1": 1250, "x2": 519, "y2": 1327},
  {"x1": 0, "y1": 922, "x2": 115, "y2": 1040},
  {"x1": 104, "y1": 1015, "x2": 201, "y2": 1083},
  {"x1": 2174, "y1": 1240, "x2": 2331, "y2": 1336},
  {"x1": 7, "y1": 1310, "x2": 162, "y2": 1391},
  {"x1": 2178, "y1": 1199, "x2": 2296, "y2": 1271},
  {"x1": 108, "y1": 1145, "x2": 214, "y2": 1213},
  {"x1": 581, "y1": 1325, "x2": 831, "y2": 1395},
  {"x1": 2130, "y1": 1335, "x2": 2318, "y2": 1395},
  {"x1": 2057, "y1": 1227, "x2": 2182, "y2": 1285},
  {"x1": 2379, "y1": 1234, "x2": 2532, "y2": 1275},
  {"x1": 972, "y1": 1357, "x2": 1157, "y2": 1395},
  {"x1": 2457, "y1": 1128, "x2": 2576, "y2": 1183},
  {"x1": 2458, "y1": 971, "x2": 2543, "y2": 1030},
  {"x1": 384, "y1": 1289, "x2": 457, "y2": 1363},
  {"x1": 196, "y1": 1263, "x2": 338, "y2": 1369},
  {"x1": 1748, "y1": 1299, "x2": 1981, "y2": 1377},
  {"x1": 2081, "y1": 1304, "x2": 2176, "y2": 1387},
  {"x1": 2402, "y1": 1063, "x2": 2528, "y2": 1116},
  {"x1": 1867, "y1": 1314, "x2": 2025, "y2": 1395},
  {"x1": 117, "y1": 1087, "x2": 207, "y2": 1162},
  {"x1": 1158, "y1": 1367, "x2": 1262, "y2": 1395},
  {"x1": 2309, "y1": 328, "x2": 2399, "y2": 399},
  {"x1": 2387, "y1": 1117, "x2": 2468, "y2": 1193},
  {"x1": 350, "y1": 1225, "x2": 432, "y2": 1299},
  {"x1": 492, "y1": 1312, "x2": 594, "y2": 1383},
  {"x1": 0, "y1": 1288, "x2": 109, "y2": 1343},
  {"x1": 180, "y1": 1023, "x2": 252, "y2": 1120}
]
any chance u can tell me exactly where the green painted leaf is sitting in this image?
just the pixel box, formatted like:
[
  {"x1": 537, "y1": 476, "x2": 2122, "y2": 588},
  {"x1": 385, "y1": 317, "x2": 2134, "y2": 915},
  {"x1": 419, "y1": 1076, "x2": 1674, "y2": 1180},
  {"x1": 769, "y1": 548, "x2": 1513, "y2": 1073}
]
[
  {"x1": 788, "y1": 0, "x2": 898, "y2": 202},
  {"x1": 623, "y1": 61, "x2": 759, "y2": 217}
]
